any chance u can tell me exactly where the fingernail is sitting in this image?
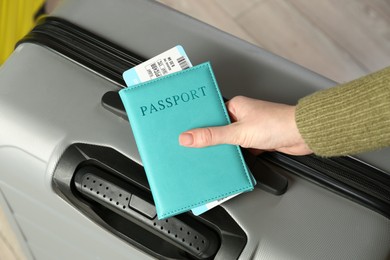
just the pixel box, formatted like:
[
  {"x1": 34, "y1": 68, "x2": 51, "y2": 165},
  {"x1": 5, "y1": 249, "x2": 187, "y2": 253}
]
[{"x1": 179, "y1": 133, "x2": 193, "y2": 146}]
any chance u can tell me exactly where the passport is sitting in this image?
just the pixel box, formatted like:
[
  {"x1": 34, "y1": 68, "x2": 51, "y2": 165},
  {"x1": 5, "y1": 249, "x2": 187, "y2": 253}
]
[{"x1": 119, "y1": 62, "x2": 255, "y2": 219}]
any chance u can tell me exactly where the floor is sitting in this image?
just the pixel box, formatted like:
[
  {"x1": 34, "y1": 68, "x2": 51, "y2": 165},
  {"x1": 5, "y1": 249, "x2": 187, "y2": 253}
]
[
  {"x1": 159, "y1": 0, "x2": 390, "y2": 83},
  {"x1": 1, "y1": 0, "x2": 390, "y2": 259}
]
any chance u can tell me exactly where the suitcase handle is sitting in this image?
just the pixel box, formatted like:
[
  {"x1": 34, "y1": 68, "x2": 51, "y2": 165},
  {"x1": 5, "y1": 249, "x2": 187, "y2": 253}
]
[{"x1": 53, "y1": 143, "x2": 249, "y2": 260}]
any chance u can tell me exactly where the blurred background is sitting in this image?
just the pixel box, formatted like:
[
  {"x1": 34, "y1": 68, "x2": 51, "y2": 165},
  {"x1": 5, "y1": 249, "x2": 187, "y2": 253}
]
[
  {"x1": 157, "y1": 0, "x2": 390, "y2": 83},
  {"x1": 0, "y1": 0, "x2": 389, "y2": 259}
]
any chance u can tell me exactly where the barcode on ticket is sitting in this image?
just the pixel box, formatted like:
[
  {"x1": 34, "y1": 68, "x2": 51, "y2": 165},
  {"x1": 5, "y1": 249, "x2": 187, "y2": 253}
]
[
  {"x1": 177, "y1": 56, "x2": 190, "y2": 70},
  {"x1": 123, "y1": 45, "x2": 193, "y2": 86}
]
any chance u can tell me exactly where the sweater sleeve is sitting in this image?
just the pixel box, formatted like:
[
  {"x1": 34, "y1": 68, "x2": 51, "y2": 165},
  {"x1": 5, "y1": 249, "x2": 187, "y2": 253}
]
[{"x1": 295, "y1": 66, "x2": 390, "y2": 157}]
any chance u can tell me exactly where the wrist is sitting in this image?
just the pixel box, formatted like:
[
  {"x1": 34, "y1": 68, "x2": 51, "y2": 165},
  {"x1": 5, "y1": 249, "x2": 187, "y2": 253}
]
[{"x1": 279, "y1": 105, "x2": 312, "y2": 155}]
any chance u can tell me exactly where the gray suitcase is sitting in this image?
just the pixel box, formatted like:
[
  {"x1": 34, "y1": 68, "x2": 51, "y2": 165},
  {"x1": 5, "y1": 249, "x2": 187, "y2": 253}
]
[{"x1": 0, "y1": 0, "x2": 389, "y2": 259}]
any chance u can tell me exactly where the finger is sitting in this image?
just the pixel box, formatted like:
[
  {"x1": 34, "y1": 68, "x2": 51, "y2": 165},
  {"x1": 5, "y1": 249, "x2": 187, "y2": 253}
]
[
  {"x1": 179, "y1": 124, "x2": 239, "y2": 148},
  {"x1": 225, "y1": 95, "x2": 248, "y2": 122},
  {"x1": 224, "y1": 101, "x2": 240, "y2": 123}
]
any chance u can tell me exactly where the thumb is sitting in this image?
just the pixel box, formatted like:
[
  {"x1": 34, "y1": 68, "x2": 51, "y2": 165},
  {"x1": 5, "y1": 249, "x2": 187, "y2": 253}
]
[{"x1": 179, "y1": 124, "x2": 239, "y2": 148}]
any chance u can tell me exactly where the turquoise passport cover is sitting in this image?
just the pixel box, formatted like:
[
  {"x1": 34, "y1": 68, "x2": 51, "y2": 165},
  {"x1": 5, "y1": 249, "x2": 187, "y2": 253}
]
[{"x1": 119, "y1": 62, "x2": 255, "y2": 219}]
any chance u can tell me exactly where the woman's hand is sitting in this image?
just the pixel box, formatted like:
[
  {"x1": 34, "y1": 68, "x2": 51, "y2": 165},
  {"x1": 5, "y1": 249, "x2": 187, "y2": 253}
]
[{"x1": 179, "y1": 96, "x2": 312, "y2": 156}]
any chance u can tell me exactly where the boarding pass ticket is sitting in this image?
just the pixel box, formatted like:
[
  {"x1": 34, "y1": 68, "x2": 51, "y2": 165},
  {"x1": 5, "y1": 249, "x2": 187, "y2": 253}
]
[
  {"x1": 123, "y1": 45, "x2": 192, "y2": 86},
  {"x1": 122, "y1": 45, "x2": 238, "y2": 216}
]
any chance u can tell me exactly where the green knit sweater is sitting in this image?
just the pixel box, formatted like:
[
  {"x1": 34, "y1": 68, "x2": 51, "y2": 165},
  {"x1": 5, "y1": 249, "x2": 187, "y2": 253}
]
[{"x1": 296, "y1": 66, "x2": 390, "y2": 157}]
